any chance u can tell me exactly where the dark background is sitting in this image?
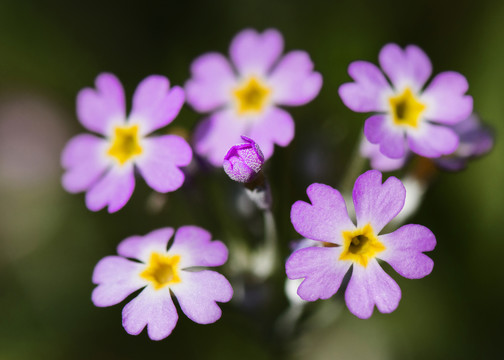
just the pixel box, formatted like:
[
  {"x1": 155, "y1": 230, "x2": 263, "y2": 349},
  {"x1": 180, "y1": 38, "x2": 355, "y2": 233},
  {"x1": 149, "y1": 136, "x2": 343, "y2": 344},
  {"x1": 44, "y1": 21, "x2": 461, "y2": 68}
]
[{"x1": 0, "y1": 0, "x2": 503, "y2": 359}]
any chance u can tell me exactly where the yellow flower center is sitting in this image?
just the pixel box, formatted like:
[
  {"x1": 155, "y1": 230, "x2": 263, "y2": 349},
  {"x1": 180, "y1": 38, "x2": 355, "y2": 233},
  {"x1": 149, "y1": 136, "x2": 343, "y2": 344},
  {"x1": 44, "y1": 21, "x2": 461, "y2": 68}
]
[
  {"x1": 389, "y1": 88, "x2": 426, "y2": 128},
  {"x1": 107, "y1": 124, "x2": 143, "y2": 165},
  {"x1": 140, "y1": 252, "x2": 181, "y2": 290},
  {"x1": 339, "y1": 224, "x2": 385, "y2": 267},
  {"x1": 233, "y1": 76, "x2": 271, "y2": 115}
]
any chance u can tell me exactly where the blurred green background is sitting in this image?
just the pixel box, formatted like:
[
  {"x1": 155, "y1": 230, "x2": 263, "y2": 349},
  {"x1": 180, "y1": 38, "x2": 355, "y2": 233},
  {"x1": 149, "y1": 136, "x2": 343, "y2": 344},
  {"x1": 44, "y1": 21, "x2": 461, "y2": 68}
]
[{"x1": 0, "y1": 0, "x2": 503, "y2": 359}]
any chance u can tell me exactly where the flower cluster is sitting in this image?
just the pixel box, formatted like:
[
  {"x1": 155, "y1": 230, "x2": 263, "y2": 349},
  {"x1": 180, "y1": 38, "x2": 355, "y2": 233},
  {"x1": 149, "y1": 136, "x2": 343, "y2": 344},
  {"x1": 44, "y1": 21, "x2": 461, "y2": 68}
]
[{"x1": 59, "y1": 30, "x2": 493, "y2": 339}]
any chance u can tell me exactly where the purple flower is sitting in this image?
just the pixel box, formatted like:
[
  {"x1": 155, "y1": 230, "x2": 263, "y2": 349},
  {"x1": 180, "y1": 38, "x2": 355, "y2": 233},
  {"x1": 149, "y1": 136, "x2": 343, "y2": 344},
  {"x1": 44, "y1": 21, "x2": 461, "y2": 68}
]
[
  {"x1": 435, "y1": 113, "x2": 494, "y2": 171},
  {"x1": 360, "y1": 137, "x2": 407, "y2": 172},
  {"x1": 285, "y1": 170, "x2": 436, "y2": 319},
  {"x1": 61, "y1": 73, "x2": 192, "y2": 213},
  {"x1": 186, "y1": 28, "x2": 323, "y2": 166},
  {"x1": 92, "y1": 226, "x2": 233, "y2": 340},
  {"x1": 223, "y1": 136, "x2": 264, "y2": 183},
  {"x1": 339, "y1": 43, "x2": 473, "y2": 159}
]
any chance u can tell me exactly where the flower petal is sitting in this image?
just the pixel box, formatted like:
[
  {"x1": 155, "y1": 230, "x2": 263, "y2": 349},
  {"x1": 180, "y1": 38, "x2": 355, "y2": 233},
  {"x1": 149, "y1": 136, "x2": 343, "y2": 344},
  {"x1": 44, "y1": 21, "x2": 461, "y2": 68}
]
[
  {"x1": 247, "y1": 107, "x2": 294, "y2": 160},
  {"x1": 421, "y1": 71, "x2": 473, "y2": 125},
  {"x1": 407, "y1": 122, "x2": 459, "y2": 158},
  {"x1": 269, "y1": 51, "x2": 322, "y2": 106},
  {"x1": 129, "y1": 76, "x2": 185, "y2": 135},
  {"x1": 136, "y1": 135, "x2": 192, "y2": 193},
  {"x1": 77, "y1": 73, "x2": 126, "y2": 136},
  {"x1": 117, "y1": 228, "x2": 174, "y2": 263},
  {"x1": 185, "y1": 53, "x2": 236, "y2": 113},
  {"x1": 379, "y1": 224, "x2": 436, "y2": 279},
  {"x1": 91, "y1": 256, "x2": 145, "y2": 307},
  {"x1": 85, "y1": 165, "x2": 135, "y2": 213},
  {"x1": 345, "y1": 260, "x2": 401, "y2": 319},
  {"x1": 61, "y1": 134, "x2": 110, "y2": 193},
  {"x1": 360, "y1": 138, "x2": 407, "y2": 172},
  {"x1": 285, "y1": 247, "x2": 350, "y2": 301},
  {"x1": 435, "y1": 114, "x2": 494, "y2": 171},
  {"x1": 364, "y1": 115, "x2": 407, "y2": 159},
  {"x1": 378, "y1": 43, "x2": 432, "y2": 91},
  {"x1": 173, "y1": 270, "x2": 233, "y2": 324},
  {"x1": 193, "y1": 110, "x2": 248, "y2": 166},
  {"x1": 353, "y1": 170, "x2": 405, "y2": 233},
  {"x1": 291, "y1": 183, "x2": 354, "y2": 244},
  {"x1": 168, "y1": 226, "x2": 228, "y2": 268},
  {"x1": 338, "y1": 61, "x2": 392, "y2": 112},
  {"x1": 122, "y1": 287, "x2": 178, "y2": 341},
  {"x1": 229, "y1": 28, "x2": 283, "y2": 76}
]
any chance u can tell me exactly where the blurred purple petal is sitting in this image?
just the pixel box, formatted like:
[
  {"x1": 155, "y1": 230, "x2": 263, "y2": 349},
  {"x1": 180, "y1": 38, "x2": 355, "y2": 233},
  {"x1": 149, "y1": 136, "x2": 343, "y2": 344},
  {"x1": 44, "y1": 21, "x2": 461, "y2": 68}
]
[
  {"x1": 117, "y1": 228, "x2": 174, "y2": 263},
  {"x1": 407, "y1": 122, "x2": 459, "y2": 158},
  {"x1": 136, "y1": 135, "x2": 192, "y2": 193},
  {"x1": 229, "y1": 28, "x2": 284, "y2": 75},
  {"x1": 185, "y1": 53, "x2": 236, "y2": 112},
  {"x1": 129, "y1": 76, "x2": 185, "y2": 134},
  {"x1": 379, "y1": 43, "x2": 432, "y2": 91},
  {"x1": 360, "y1": 138, "x2": 407, "y2": 172},
  {"x1": 364, "y1": 115, "x2": 407, "y2": 159},
  {"x1": 61, "y1": 134, "x2": 110, "y2": 193},
  {"x1": 435, "y1": 113, "x2": 494, "y2": 171},
  {"x1": 122, "y1": 287, "x2": 178, "y2": 341},
  {"x1": 269, "y1": 50, "x2": 323, "y2": 106},
  {"x1": 247, "y1": 106, "x2": 294, "y2": 160},
  {"x1": 339, "y1": 61, "x2": 391, "y2": 112},
  {"x1": 77, "y1": 73, "x2": 126, "y2": 135},
  {"x1": 194, "y1": 110, "x2": 248, "y2": 166},
  {"x1": 92, "y1": 256, "x2": 145, "y2": 307},
  {"x1": 85, "y1": 165, "x2": 135, "y2": 213},
  {"x1": 421, "y1": 71, "x2": 473, "y2": 125}
]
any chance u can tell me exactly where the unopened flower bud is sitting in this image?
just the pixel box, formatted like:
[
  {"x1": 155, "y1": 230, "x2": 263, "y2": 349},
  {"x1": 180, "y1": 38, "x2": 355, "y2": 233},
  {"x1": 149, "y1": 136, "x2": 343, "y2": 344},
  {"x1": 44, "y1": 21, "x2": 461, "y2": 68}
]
[{"x1": 223, "y1": 136, "x2": 264, "y2": 183}]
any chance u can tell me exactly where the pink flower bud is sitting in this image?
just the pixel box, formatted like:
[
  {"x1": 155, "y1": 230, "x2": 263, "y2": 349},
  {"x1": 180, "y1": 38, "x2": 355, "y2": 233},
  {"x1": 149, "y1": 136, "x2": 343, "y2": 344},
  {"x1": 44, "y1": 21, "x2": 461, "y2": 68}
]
[{"x1": 223, "y1": 136, "x2": 264, "y2": 183}]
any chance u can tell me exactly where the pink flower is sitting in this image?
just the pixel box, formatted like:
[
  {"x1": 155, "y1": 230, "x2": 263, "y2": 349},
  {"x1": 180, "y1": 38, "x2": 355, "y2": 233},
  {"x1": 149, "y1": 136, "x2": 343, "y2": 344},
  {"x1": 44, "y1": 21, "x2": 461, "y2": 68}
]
[
  {"x1": 286, "y1": 170, "x2": 436, "y2": 319},
  {"x1": 339, "y1": 44, "x2": 473, "y2": 159},
  {"x1": 61, "y1": 73, "x2": 192, "y2": 212},
  {"x1": 92, "y1": 226, "x2": 233, "y2": 340},
  {"x1": 186, "y1": 28, "x2": 323, "y2": 166}
]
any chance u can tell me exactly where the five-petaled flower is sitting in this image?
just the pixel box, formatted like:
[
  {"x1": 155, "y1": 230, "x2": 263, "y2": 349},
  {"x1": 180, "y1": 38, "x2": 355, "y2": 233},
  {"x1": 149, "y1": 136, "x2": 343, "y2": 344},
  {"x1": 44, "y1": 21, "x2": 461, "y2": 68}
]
[
  {"x1": 92, "y1": 226, "x2": 233, "y2": 340},
  {"x1": 285, "y1": 170, "x2": 436, "y2": 319},
  {"x1": 339, "y1": 43, "x2": 473, "y2": 159},
  {"x1": 61, "y1": 73, "x2": 192, "y2": 212},
  {"x1": 185, "y1": 28, "x2": 323, "y2": 166}
]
